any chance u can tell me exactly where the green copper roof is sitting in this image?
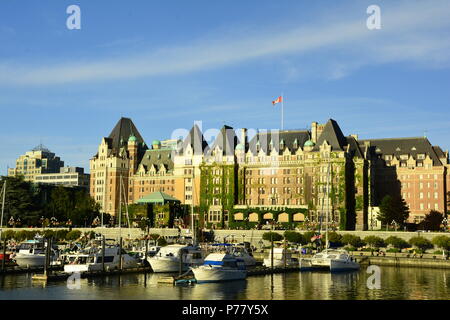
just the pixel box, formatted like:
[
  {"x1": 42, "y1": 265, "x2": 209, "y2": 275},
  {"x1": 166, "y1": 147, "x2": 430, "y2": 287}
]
[
  {"x1": 128, "y1": 135, "x2": 137, "y2": 142},
  {"x1": 152, "y1": 140, "x2": 161, "y2": 145},
  {"x1": 236, "y1": 143, "x2": 245, "y2": 151},
  {"x1": 136, "y1": 191, "x2": 180, "y2": 204},
  {"x1": 304, "y1": 140, "x2": 315, "y2": 147}
]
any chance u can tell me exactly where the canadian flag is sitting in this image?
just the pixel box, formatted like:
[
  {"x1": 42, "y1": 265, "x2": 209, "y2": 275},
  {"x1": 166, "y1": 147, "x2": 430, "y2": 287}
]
[{"x1": 272, "y1": 96, "x2": 282, "y2": 105}]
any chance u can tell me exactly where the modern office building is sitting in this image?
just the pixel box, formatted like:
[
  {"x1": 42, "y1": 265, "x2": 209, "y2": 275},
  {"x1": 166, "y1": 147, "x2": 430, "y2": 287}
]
[
  {"x1": 8, "y1": 144, "x2": 64, "y2": 182},
  {"x1": 34, "y1": 166, "x2": 90, "y2": 189}
]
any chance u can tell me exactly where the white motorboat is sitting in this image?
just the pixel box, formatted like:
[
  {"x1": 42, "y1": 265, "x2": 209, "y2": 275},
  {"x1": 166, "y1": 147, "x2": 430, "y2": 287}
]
[
  {"x1": 191, "y1": 253, "x2": 247, "y2": 283},
  {"x1": 12, "y1": 237, "x2": 59, "y2": 268},
  {"x1": 310, "y1": 249, "x2": 360, "y2": 272},
  {"x1": 63, "y1": 245, "x2": 138, "y2": 273},
  {"x1": 147, "y1": 244, "x2": 204, "y2": 273},
  {"x1": 208, "y1": 243, "x2": 257, "y2": 267},
  {"x1": 263, "y1": 247, "x2": 299, "y2": 268}
]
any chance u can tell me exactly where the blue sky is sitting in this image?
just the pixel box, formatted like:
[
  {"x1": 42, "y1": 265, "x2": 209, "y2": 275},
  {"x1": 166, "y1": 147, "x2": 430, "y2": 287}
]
[{"x1": 1, "y1": 0, "x2": 450, "y2": 174}]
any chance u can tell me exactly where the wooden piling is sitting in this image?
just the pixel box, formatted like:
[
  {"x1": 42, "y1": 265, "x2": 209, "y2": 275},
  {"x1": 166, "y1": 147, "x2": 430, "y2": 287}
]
[
  {"x1": 1, "y1": 238, "x2": 6, "y2": 272},
  {"x1": 119, "y1": 237, "x2": 123, "y2": 271},
  {"x1": 102, "y1": 235, "x2": 105, "y2": 272}
]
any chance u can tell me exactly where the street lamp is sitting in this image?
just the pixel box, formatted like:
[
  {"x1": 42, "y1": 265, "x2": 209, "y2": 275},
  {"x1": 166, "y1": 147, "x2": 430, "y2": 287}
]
[
  {"x1": 8, "y1": 216, "x2": 14, "y2": 227},
  {"x1": 442, "y1": 217, "x2": 448, "y2": 232}
]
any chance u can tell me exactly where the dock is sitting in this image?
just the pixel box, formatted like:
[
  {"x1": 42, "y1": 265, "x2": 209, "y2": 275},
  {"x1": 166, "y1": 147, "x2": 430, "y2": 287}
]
[{"x1": 32, "y1": 266, "x2": 153, "y2": 282}]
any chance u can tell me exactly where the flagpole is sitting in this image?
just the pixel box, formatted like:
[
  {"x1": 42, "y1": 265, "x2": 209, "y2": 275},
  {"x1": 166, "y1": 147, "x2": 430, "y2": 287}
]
[{"x1": 281, "y1": 92, "x2": 284, "y2": 130}]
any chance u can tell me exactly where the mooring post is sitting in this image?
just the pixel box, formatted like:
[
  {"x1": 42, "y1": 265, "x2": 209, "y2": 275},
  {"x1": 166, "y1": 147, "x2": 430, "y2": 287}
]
[
  {"x1": 284, "y1": 239, "x2": 287, "y2": 270},
  {"x1": 119, "y1": 237, "x2": 123, "y2": 271},
  {"x1": 179, "y1": 249, "x2": 184, "y2": 276},
  {"x1": 44, "y1": 238, "x2": 49, "y2": 276},
  {"x1": 270, "y1": 223, "x2": 274, "y2": 272},
  {"x1": 144, "y1": 238, "x2": 149, "y2": 268},
  {"x1": 1, "y1": 238, "x2": 7, "y2": 272},
  {"x1": 102, "y1": 235, "x2": 105, "y2": 273}
]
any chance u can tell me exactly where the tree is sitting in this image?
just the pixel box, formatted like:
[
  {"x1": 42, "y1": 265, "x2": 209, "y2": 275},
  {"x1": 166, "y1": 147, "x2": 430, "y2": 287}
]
[
  {"x1": 378, "y1": 195, "x2": 409, "y2": 227},
  {"x1": 283, "y1": 231, "x2": 305, "y2": 244},
  {"x1": 341, "y1": 234, "x2": 365, "y2": 248},
  {"x1": 327, "y1": 232, "x2": 343, "y2": 246},
  {"x1": 419, "y1": 210, "x2": 444, "y2": 231},
  {"x1": 409, "y1": 236, "x2": 433, "y2": 252},
  {"x1": 262, "y1": 232, "x2": 283, "y2": 242},
  {"x1": 385, "y1": 236, "x2": 409, "y2": 249},
  {"x1": 364, "y1": 236, "x2": 385, "y2": 248},
  {"x1": 0, "y1": 176, "x2": 42, "y2": 226},
  {"x1": 432, "y1": 235, "x2": 450, "y2": 251},
  {"x1": 66, "y1": 230, "x2": 82, "y2": 241}
]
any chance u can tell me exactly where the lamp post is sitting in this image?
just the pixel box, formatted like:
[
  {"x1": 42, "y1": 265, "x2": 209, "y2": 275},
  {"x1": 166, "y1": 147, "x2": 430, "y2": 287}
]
[
  {"x1": 8, "y1": 217, "x2": 14, "y2": 227},
  {"x1": 391, "y1": 220, "x2": 398, "y2": 231},
  {"x1": 442, "y1": 217, "x2": 448, "y2": 233}
]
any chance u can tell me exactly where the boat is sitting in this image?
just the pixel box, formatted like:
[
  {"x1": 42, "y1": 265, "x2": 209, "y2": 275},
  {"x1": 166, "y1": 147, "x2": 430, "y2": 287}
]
[
  {"x1": 147, "y1": 244, "x2": 204, "y2": 273},
  {"x1": 263, "y1": 247, "x2": 299, "y2": 268},
  {"x1": 310, "y1": 160, "x2": 360, "y2": 272},
  {"x1": 191, "y1": 253, "x2": 247, "y2": 283},
  {"x1": 63, "y1": 244, "x2": 139, "y2": 273},
  {"x1": 208, "y1": 243, "x2": 257, "y2": 267},
  {"x1": 310, "y1": 249, "x2": 360, "y2": 272},
  {"x1": 12, "y1": 236, "x2": 59, "y2": 268}
]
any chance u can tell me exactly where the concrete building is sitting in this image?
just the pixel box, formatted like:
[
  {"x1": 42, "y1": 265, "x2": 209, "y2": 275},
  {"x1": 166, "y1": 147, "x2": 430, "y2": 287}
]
[
  {"x1": 34, "y1": 166, "x2": 90, "y2": 189},
  {"x1": 8, "y1": 144, "x2": 64, "y2": 181}
]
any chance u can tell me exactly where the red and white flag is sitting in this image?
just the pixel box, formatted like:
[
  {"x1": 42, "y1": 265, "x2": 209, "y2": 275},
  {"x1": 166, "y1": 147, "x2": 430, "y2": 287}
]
[{"x1": 272, "y1": 96, "x2": 282, "y2": 105}]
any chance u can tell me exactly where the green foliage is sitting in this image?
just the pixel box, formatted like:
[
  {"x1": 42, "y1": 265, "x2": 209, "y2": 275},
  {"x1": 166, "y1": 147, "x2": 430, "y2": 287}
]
[
  {"x1": 385, "y1": 236, "x2": 409, "y2": 249},
  {"x1": 55, "y1": 229, "x2": 69, "y2": 241},
  {"x1": 327, "y1": 232, "x2": 342, "y2": 245},
  {"x1": 363, "y1": 236, "x2": 385, "y2": 248},
  {"x1": 432, "y1": 235, "x2": 450, "y2": 251},
  {"x1": 66, "y1": 230, "x2": 82, "y2": 241},
  {"x1": 378, "y1": 195, "x2": 409, "y2": 226},
  {"x1": 386, "y1": 248, "x2": 401, "y2": 253},
  {"x1": 157, "y1": 238, "x2": 167, "y2": 246},
  {"x1": 14, "y1": 230, "x2": 39, "y2": 241},
  {"x1": 303, "y1": 231, "x2": 316, "y2": 242},
  {"x1": 262, "y1": 232, "x2": 283, "y2": 242},
  {"x1": 409, "y1": 236, "x2": 433, "y2": 252},
  {"x1": 341, "y1": 234, "x2": 365, "y2": 248},
  {"x1": 1, "y1": 230, "x2": 16, "y2": 240},
  {"x1": 283, "y1": 231, "x2": 305, "y2": 244},
  {"x1": 420, "y1": 211, "x2": 444, "y2": 231},
  {"x1": 148, "y1": 234, "x2": 160, "y2": 240},
  {"x1": 343, "y1": 245, "x2": 357, "y2": 251},
  {"x1": 43, "y1": 230, "x2": 55, "y2": 239}
]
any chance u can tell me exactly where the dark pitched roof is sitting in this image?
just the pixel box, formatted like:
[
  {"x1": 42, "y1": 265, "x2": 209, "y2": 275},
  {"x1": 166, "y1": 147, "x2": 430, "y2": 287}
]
[
  {"x1": 179, "y1": 124, "x2": 209, "y2": 155},
  {"x1": 358, "y1": 137, "x2": 443, "y2": 166},
  {"x1": 346, "y1": 136, "x2": 364, "y2": 158},
  {"x1": 139, "y1": 149, "x2": 174, "y2": 171},
  {"x1": 314, "y1": 119, "x2": 347, "y2": 151},
  {"x1": 208, "y1": 125, "x2": 238, "y2": 157},
  {"x1": 248, "y1": 130, "x2": 310, "y2": 155},
  {"x1": 107, "y1": 117, "x2": 146, "y2": 154}
]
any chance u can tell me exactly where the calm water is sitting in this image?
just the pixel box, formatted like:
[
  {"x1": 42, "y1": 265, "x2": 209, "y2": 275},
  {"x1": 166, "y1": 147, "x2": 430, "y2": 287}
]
[{"x1": 0, "y1": 266, "x2": 449, "y2": 300}]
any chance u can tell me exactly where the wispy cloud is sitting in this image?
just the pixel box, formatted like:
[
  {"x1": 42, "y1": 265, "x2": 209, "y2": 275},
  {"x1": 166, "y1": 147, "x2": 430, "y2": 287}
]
[{"x1": 1, "y1": 1, "x2": 450, "y2": 86}]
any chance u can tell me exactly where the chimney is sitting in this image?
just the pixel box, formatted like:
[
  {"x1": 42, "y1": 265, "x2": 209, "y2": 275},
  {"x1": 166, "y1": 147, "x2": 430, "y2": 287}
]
[
  {"x1": 311, "y1": 122, "x2": 318, "y2": 143},
  {"x1": 240, "y1": 128, "x2": 247, "y2": 148},
  {"x1": 350, "y1": 134, "x2": 358, "y2": 140}
]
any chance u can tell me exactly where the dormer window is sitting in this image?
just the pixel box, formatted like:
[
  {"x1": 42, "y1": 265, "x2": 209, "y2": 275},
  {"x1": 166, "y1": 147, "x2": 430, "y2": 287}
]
[
  {"x1": 280, "y1": 139, "x2": 285, "y2": 150},
  {"x1": 385, "y1": 155, "x2": 393, "y2": 161},
  {"x1": 396, "y1": 147, "x2": 401, "y2": 151},
  {"x1": 417, "y1": 154, "x2": 425, "y2": 160},
  {"x1": 293, "y1": 139, "x2": 298, "y2": 149},
  {"x1": 269, "y1": 140, "x2": 273, "y2": 151},
  {"x1": 256, "y1": 141, "x2": 260, "y2": 152},
  {"x1": 400, "y1": 154, "x2": 408, "y2": 160}
]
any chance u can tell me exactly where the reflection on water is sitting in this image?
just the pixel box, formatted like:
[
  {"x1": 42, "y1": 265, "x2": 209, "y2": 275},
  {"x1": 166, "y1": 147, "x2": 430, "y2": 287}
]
[{"x1": 0, "y1": 266, "x2": 449, "y2": 300}]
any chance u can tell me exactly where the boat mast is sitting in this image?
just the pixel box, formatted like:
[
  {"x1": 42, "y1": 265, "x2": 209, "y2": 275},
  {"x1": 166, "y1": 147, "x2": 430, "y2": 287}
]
[
  {"x1": 191, "y1": 169, "x2": 196, "y2": 246},
  {"x1": 119, "y1": 174, "x2": 122, "y2": 240},
  {"x1": 325, "y1": 160, "x2": 331, "y2": 250},
  {"x1": 0, "y1": 180, "x2": 6, "y2": 241},
  {"x1": 120, "y1": 174, "x2": 131, "y2": 239}
]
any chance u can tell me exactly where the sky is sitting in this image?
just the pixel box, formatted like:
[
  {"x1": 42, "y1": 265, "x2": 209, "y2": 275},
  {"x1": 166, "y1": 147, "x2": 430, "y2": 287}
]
[{"x1": 0, "y1": 0, "x2": 449, "y2": 174}]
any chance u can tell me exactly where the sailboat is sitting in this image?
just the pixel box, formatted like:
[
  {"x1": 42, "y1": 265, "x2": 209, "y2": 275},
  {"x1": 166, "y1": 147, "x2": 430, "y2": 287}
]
[
  {"x1": 147, "y1": 169, "x2": 204, "y2": 272},
  {"x1": 310, "y1": 160, "x2": 359, "y2": 272}
]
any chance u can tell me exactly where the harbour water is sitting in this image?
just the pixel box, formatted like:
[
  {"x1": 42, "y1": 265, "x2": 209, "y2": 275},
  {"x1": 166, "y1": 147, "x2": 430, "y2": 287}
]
[{"x1": 0, "y1": 266, "x2": 449, "y2": 300}]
